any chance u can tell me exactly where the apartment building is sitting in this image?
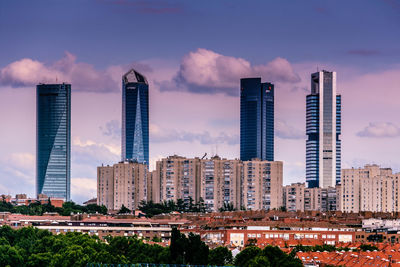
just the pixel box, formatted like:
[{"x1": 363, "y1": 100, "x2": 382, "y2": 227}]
[
  {"x1": 284, "y1": 183, "x2": 339, "y2": 212},
  {"x1": 242, "y1": 159, "x2": 283, "y2": 211},
  {"x1": 97, "y1": 161, "x2": 148, "y2": 211},
  {"x1": 283, "y1": 183, "x2": 305, "y2": 212},
  {"x1": 341, "y1": 164, "x2": 400, "y2": 213},
  {"x1": 97, "y1": 165, "x2": 114, "y2": 210},
  {"x1": 200, "y1": 156, "x2": 242, "y2": 211},
  {"x1": 149, "y1": 156, "x2": 283, "y2": 212},
  {"x1": 149, "y1": 155, "x2": 201, "y2": 205}
]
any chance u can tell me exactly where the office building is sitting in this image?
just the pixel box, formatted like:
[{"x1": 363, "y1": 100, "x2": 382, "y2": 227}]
[
  {"x1": 306, "y1": 70, "x2": 341, "y2": 188},
  {"x1": 97, "y1": 161, "x2": 148, "y2": 211},
  {"x1": 121, "y1": 69, "x2": 149, "y2": 165},
  {"x1": 36, "y1": 83, "x2": 71, "y2": 201},
  {"x1": 240, "y1": 78, "x2": 274, "y2": 161}
]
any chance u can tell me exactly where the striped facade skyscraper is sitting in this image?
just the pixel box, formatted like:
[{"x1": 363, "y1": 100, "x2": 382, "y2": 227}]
[{"x1": 306, "y1": 70, "x2": 341, "y2": 188}]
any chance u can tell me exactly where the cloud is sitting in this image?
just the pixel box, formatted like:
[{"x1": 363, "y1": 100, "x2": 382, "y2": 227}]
[
  {"x1": 71, "y1": 178, "x2": 97, "y2": 203},
  {"x1": 357, "y1": 122, "x2": 400, "y2": 138},
  {"x1": 161, "y1": 48, "x2": 300, "y2": 96},
  {"x1": 100, "y1": 120, "x2": 121, "y2": 140},
  {"x1": 347, "y1": 49, "x2": 380, "y2": 56},
  {"x1": 150, "y1": 124, "x2": 239, "y2": 145},
  {"x1": 276, "y1": 120, "x2": 304, "y2": 139},
  {"x1": 72, "y1": 137, "x2": 120, "y2": 166},
  {"x1": 0, "y1": 52, "x2": 151, "y2": 93}
]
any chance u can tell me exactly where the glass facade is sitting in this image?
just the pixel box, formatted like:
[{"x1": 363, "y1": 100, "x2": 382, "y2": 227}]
[
  {"x1": 306, "y1": 71, "x2": 341, "y2": 188},
  {"x1": 240, "y1": 78, "x2": 274, "y2": 161},
  {"x1": 121, "y1": 69, "x2": 149, "y2": 165},
  {"x1": 36, "y1": 84, "x2": 71, "y2": 200}
]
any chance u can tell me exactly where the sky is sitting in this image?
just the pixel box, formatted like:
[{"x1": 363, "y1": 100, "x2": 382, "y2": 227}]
[{"x1": 0, "y1": 0, "x2": 400, "y2": 203}]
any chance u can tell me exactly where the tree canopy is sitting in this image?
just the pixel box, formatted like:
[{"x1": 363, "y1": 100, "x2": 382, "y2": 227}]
[
  {"x1": 0, "y1": 200, "x2": 107, "y2": 216},
  {"x1": 0, "y1": 225, "x2": 303, "y2": 267},
  {"x1": 139, "y1": 197, "x2": 206, "y2": 217}
]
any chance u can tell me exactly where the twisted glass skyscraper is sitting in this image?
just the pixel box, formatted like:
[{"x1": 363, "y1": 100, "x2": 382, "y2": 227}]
[
  {"x1": 36, "y1": 83, "x2": 71, "y2": 200},
  {"x1": 240, "y1": 78, "x2": 274, "y2": 161},
  {"x1": 306, "y1": 71, "x2": 341, "y2": 188},
  {"x1": 121, "y1": 69, "x2": 149, "y2": 165}
]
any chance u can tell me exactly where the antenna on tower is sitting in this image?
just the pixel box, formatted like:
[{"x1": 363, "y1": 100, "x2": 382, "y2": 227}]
[
  {"x1": 56, "y1": 76, "x2": 58, "y2": 83},
  {"x1": 317, "y1": 66, "x2": 319, "y2": 72}
]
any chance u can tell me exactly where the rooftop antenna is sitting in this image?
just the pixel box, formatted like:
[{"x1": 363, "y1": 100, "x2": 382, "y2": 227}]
[
  {"x1": 317, "y1": 66, "x2": 319, "y2": 72},
  {"x1": 56, "y1": 76, "x2": 58, "y2": 83}
]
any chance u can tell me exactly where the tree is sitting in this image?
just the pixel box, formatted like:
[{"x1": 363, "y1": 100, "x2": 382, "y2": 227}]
[
  {"x1": 234, "y1": 246, "x2": 262, "y2": 267},
  {"x1": 262, "y1": 246, "x2": 302, "y2": 267},
  {"x1": 208, "y1": 246, "x2": 233, "y2": 266},
  {"x1": 246, "y1": 255, "x2": 270, "y2": 267},
  {"x1": 219, "y1": 202, "x2": 236, "y2": 212},
  {"x1": 188, "y1": 197, "x2": 194, "y2": 212},
  {"x1": 185, "y1": 233, "x2": 209, "y2": 265},
  {"x1": 176, "y1": 199, "x2": 185, "y2": 212},
  {"x1": 170, "y1": 228, "x2": 187, "y2": 264},
  {"x1": 197, "y1": 197, "x2": 206, "y2": 213},
  {"x1": 118, "y1": 205, "x2": 131, "y2": 214}
]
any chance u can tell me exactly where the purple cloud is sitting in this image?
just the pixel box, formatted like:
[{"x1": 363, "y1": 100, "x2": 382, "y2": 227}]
[
  {"x1": 100, "y1": 120, "x2": 121, "y2": 139},
  {"x1": 0, "y1": 52, "x2": 152, "y2": 93},
  {"x1": 276, "y1": 120, "x2": 304, "y2": 139},
  {"x1": 357, "y1": 122, "x2": 400, "y2": 138},
  {"x1": 150, "y1": 124, "x2": 239, "y2": 145},
  {"x1": 161, "y1": 48, "x2": 301, "y2": 96}
]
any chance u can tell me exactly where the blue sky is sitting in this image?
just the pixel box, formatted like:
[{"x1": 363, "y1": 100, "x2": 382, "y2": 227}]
[
  {"x1": 1, "y1": 0, "x2": 400, "y2": 202},
  {"x1": 1, "y1": 0, "x2": 399, "y2": 68}
]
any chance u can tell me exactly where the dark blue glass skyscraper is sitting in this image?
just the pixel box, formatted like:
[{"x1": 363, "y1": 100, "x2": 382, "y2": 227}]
[
  {"x1": 121, "y1": 69, "x2": 149, "y2": 165},
  {"x1": 240, "y1": 78, "x2": 274, "y2": 161},
  {"x1": 306, "y1": 71, "x2": 341, "y2": 188},
  {"x1": 36, "y1": 83, "x2": 71, "y2": 200}
]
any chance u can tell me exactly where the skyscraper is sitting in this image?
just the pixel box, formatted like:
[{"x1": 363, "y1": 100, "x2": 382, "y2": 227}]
[
  {"x1": 121, "y1": 69, "x2": 149, "y2": 165},
  {"x1": 36, "y1": 83, "x2": 71, "y2": 200},
  {"x1": 240, "y1": 78, "x2": 274, "y2": 161},
  {"x1": 306, "y1": 70, "x2": 341, "y2": 188}
]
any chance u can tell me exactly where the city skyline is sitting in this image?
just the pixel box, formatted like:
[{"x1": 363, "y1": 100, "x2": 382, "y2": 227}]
[{"x1": 1, "y1": 1, "x2": 400, "y2": 203}]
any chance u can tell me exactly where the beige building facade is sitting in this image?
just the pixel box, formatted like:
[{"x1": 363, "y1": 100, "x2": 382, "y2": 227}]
[
  {"x1": 341, "y1": 164, "x2": 400, "y2": 213},
  {"x1": 149, "y1": 155, "x2": 201, "y2": 205},
  {"x1": 200, "y1": 156, "x2": 242, "y2": 211},
  {"x1": 150, "y1": 156, "x2": 283, "y2": 212},
  {"x1": 97, "y1": 161, "x2": 148, "y2": 211},
  {"x1": 283, "y1": 183, "x2": 305, "y2": 212},
  {"x1": 97, "y1": 165, "x2": 114, "y2": 210},
  {"x1": 242, "y1": 160, "x2": 283, "y2": 211}
]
